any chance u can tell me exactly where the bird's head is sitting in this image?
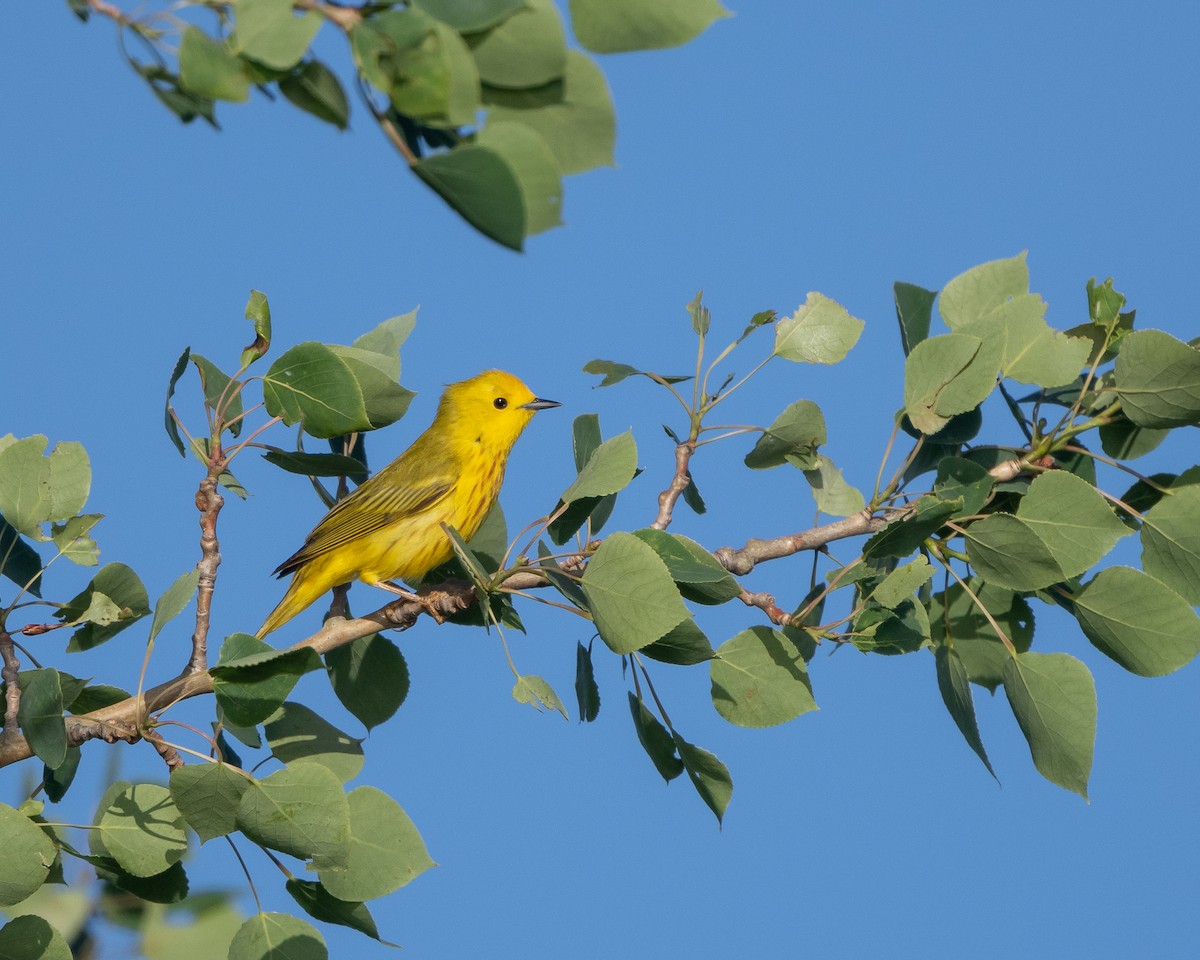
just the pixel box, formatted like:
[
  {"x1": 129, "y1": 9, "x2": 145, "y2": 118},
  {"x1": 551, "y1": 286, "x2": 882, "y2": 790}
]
[{"x1": 439, "y1": 369, "x2": 560, "y2": 453}]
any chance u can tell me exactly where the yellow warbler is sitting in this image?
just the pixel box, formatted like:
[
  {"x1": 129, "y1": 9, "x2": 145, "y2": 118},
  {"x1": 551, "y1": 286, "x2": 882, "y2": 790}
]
[{"x1": 257, "y1": 369, "x2": 559, "y2": 637}]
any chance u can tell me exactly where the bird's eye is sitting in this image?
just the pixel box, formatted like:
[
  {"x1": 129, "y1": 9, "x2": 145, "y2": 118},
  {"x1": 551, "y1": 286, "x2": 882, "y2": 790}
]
[{"x1": 493, "y1": 397, "x2": 508, "y2": 409}]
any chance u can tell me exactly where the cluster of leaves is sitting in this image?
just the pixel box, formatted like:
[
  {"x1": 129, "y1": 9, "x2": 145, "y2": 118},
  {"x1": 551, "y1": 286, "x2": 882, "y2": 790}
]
[
  {"x1": 561, "y1": 254, "x2": 1199, "y2": 806},
  {"x1": 69, "y1": 0, "x2": 729, "y2": 248},
  {"x1": 3, "y1": 257, "x2": 1199, "y2": 956}
]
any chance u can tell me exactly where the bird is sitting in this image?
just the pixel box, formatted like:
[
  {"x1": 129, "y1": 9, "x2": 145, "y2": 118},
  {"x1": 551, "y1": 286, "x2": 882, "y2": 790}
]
[{"x1": 256, "y1": 369, "x2": 559, "y2": 637}]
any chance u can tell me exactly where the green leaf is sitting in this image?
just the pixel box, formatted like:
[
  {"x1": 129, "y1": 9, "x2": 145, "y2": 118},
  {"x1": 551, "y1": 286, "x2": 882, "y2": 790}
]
[
  {"x1": 852, "y1": 598, "x2": 931, "y2": 656},
  {"x1": 170, "y1": 761, "x2": 249, "y2": 843},
  {"x1": 68, "y1": 683, "x2": 130, "y2": 713},
  {"x1": 535, "y1": 541, "x2": 587, "y2": 609},
  {"x1": 468, "y1": 0, "x2": 565, "y2": 89},
  {"x1": 0, "y1": 436, "x2": 51, "y2": 536},
  {"x1": 148, "y1": 569, "x2": 200, "y2": 644},
  {"x1": 414, "y1": 0, "x2": 524, "y2": 31},
  {"x1": 189, "y1": 354, "x2": 245, "y2": 436},
  {"x1": 560, "y1": 430, "x2": 637, "y2": 503},
  {"x1": 45, "y1": 441, "x2": 91, "y2": 522},
  {"x1": 232, "y1": 0, "x2": 323, "y2": 70},
  {"x1": 1140, "y1": 485, "x2": 1200, "y2": 602},
  {"x1": 1098, "y1": 416, "x2": 1168, "y2": 461},
  {"x1": 1015, "y1": 471, "x2": 1129, "y2": 577},
  {"x1": 326, "y1": 345, "x2": 416, "y2": 430},
  {"x1": 317, "y1": 786, "x2": 434, "y2": 901},
  {"x1": 483, "y1": 50, "x2": 616, "y2": 175},
  {"x1": 286, "y1": 879, "x2": 387, "y2": 943},
  {"x1": 673, "y1": 733, "x2": 733, "y2": 826},
  {"x1": 83, "y1": 854, "x2": 187, "y2": 903},
  {"x1": 43, "y1": 746, "x2": 82, "y2": 803},
  {"x1": 863, "y1": 495, "x2": 961, "y2": 560},
  {"x1": 581, "y1": 532, "x2": 691, "y2": 654},
  {"x1": 802, "y1": 454, "x2": 865, "y2": 517},
  {"x1": 50, "y1": 513, "x2": 101, "y2": 566},
  {"x1": 0, "y1": 916, "x2": 71, "y2": 960},
  {"x1": 630, "y1": 529, "x2": 740, "y2": 604},
  {"x1": 933, "y1": 457, "x2": 993, "y2": 518},
  {"x1": 55, "y1": 563, "x2": 149, "y2": 649},
  {"x1": 953, "y1": 292, "x2": 1088, "y2": 388},
  {"x1": 164, "y1": 348, "x2": 191, "y2": 457},
  {"x1": 685, "y1": 290, "x2": 711, "y2": 336},
  {"x1": 893, "y1": 281, "x2": 936, "y2": 355},
  {"x1": 179, "y1": 27, "x2": 250, "y2": 102},
  {"x1": 743, "y1": 399, "x2": 826, "y2": 470},
  {"x1": 938, "y1": 252, "x2": 1028, "y2": 329},
  {"x1": 581, "y1": 359, "x2": 690, "y2": 388},
  {"x1": 627, "y1": 693, "x2": 682, "y2": 782},
  {"x1": 0, "y1": 802, "x2": 57, "y2": 906},
  {"x1": 963, "y1": 513, "x2": 1063, "y2": 591},
  {"x1": 237, "y1": 764, "x2": 350, "y2": 871},
  {"x1": 413, "y1": 141, "x2": 527, "y2": 251},
  {"x1": 241, "y1": 290, "x2": 272, "y2": 368},
  {"x1": 512, "y1": 675, "x2": 568, "y2": 718},
  {"x1": 352, "y1": 310, "x2": 417, "y2": 380},
  {"x1": 928, "y1": 579, "x2": 1034, "y2": 692},
  {"x1": 137, "y1": 63, "x2": 218, "y2": 125},
  {"x1": 934, "y1": 645, "x2": 996, "y2": 779},
  {"x1": 17, "y1": 668, "x2": 67, "y2": 769},
  {"x1": 900, "y1": 406, "x2": 983, "y2": 446},
  {"x1": 1114, "y1": 329, "x2": 1200, "y2": 427},
  {"x1": 1002, "y1": 652, "x2": 1095, "y2": 799},
  {"x1": 262, "y1": 451, "x2": 369, "y2": 484},
  {"x1": 965, "y1": 471, "x2": 1129, "y2": 590},
  {"x1": 229, "y1": 913, "x2": 327, "y2": 960},
  {"x1": 265, "y1": 702, "x2": 365, "y2": 782},
  {"x1": 641, "y1": 618, "x2": 715, "y2": 665},
  {"x1": 473, "y1": 121, "x2": 564, "y2": 236},
  {"x1": 1071, "y1": 566, "x2": 1200, "y2": 677},
  {"x1": 574, "y1": 641, "x2": 600, "y2": 722},
  {"x1": 97, "y1": 783, "x2": 188, "y2": 878},
  {"x1": 710, "y1": 626, "x2": 817, "y2": 728},
  {"x1": 773, "y1": 292, "x2": 864, "y2": 365},
  {"x1": 141, "y1": 900, "x2": 241, "y2": 958},
  {"x1": 872, "y1": 556, "x2": 934, "y2": 609},
  {"x1": 0, "y1": 513, "x2": 43, "y2": 595},
  {"x1": 263, "y1": 342, "x2": 370, "y2": 439},
  {"x1": 324, "y1": 633, "x2": 409, "y2": 731},
  {"x1": 570, "y1": 0, "x2": 731, "y2": 53},
  {"x1": 211, "y1": 633, "x2": 323, "y2": 727},
  {"x1": 903, "y1": 333, "x2": 998, "y2": 435}
]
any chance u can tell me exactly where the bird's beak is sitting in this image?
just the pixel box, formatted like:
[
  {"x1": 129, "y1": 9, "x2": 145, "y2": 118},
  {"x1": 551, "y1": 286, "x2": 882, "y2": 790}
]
[{"x1": 520, "y1": 397, "x2": 561, "y2": 411}]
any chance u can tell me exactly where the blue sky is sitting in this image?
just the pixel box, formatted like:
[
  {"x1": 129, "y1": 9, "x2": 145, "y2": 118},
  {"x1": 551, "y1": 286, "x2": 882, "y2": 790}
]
[{"x1": 4, "y1": 3, "x2": 1199, "y2": 958}]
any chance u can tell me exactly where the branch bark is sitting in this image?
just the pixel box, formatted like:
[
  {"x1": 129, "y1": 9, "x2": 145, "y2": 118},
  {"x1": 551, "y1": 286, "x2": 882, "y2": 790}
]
[
  {"x1": 650, "y1": 440, "x2": 696, "y2": 531},
  {"x1": 190, "y1": 472, "x2": 224, "y2": 674}
]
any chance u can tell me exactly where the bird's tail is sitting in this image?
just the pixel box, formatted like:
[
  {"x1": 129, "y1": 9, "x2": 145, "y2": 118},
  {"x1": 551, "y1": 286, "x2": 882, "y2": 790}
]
[{"x1": 256, "y1": 566, "x2": 328, "y2": 639}]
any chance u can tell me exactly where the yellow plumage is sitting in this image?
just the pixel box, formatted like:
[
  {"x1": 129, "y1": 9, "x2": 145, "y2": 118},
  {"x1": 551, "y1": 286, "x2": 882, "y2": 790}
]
[{"x1": 257, "y1": 370, "x2": 558, "y2": 637}]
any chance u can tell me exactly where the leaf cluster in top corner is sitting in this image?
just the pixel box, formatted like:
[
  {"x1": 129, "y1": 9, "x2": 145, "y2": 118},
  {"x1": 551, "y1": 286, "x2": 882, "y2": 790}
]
[{"x1": 100, "y1": 0, "x2": 727, "y2": 249}]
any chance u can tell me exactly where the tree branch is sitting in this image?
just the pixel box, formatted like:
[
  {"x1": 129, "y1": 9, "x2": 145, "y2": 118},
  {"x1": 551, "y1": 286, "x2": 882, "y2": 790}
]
[
  {"x1": 714, "y1": 510, "x2": 889, "y2": 576},
  {"x1": 189, "y1": 472, "x2": 224, "y2": 674},
  {"x1": 0, "y1": 631, "x2": 22, "y2": 746},
  {"x1": 650, "y1": 440, "x2": 696, "y2": 531}
]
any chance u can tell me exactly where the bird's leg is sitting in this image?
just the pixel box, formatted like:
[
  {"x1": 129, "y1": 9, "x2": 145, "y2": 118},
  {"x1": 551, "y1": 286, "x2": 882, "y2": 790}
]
[{"x1": 372, "y1": 581, "x2": 459, "y2": 625}]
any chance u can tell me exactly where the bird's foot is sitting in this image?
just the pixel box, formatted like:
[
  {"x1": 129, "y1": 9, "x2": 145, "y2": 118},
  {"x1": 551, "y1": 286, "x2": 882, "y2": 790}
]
[{"x1": 373, "y1": 581, "x2": 472, "y2": 626}]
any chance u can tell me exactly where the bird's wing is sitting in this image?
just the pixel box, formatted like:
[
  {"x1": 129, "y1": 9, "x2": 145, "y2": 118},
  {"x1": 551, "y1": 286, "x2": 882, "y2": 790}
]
[{"x1": 273, "y1": 461, "x2": 454, "y2": 577}]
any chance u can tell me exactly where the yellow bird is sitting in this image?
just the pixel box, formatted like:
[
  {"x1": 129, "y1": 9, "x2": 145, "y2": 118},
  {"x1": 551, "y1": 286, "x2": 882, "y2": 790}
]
[{"x1": 257, "y1": 370, "x2": 559, "y2": 637}]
